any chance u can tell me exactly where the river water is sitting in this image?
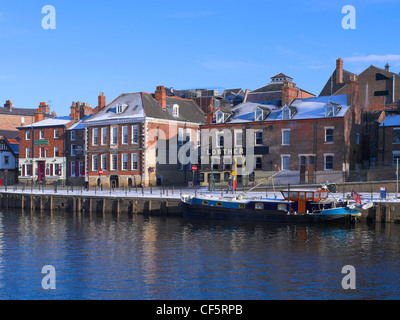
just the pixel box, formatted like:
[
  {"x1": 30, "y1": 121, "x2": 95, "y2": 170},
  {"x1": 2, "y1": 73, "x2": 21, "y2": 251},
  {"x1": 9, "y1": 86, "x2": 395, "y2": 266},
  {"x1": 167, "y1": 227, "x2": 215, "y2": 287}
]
[{"x1": 0, "y1": 209, "x2": 399, "y2": 300}]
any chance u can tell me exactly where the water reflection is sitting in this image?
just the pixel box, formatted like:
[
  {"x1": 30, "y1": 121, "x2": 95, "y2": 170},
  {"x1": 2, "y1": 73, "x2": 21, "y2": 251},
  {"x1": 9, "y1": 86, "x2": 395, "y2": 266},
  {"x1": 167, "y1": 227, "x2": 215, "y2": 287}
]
[{"x1": 0, "y1": 209, "x2": 399, "y2": 299}]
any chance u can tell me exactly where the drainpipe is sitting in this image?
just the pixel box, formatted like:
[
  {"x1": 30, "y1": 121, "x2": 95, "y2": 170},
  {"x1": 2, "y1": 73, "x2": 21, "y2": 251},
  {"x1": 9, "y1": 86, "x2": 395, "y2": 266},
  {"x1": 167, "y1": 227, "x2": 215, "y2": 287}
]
[{"x1": 393, "y1": 75, "x2": 396, "y2": 104}]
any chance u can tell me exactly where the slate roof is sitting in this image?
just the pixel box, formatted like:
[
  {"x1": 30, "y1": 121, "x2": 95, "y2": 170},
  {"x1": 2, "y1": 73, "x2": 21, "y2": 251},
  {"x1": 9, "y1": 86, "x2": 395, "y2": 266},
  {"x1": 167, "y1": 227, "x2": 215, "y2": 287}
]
[
  {"x1": 379, "y1": 115, "x2": 400, "y2": 127},
  {"x1": 319, "y1": 69, "x2": 357, "y2": 96},
  {"x1": 0, "y1": 130, "x2": 19, "y2": 140},
  {"x1": 67, "y1": 114, "x2": 95, "y2": 130},
  {"x1": 218, "y1": 95, "x2": 349, "y2": 124},
  {"x1": 0, "y1": 107, "x2": 37, "y2": 116},
  {"x1": 18, "y1": 116, "x2": 71, "y2": 129},
  {"x1": 85, "y1": 92, "x2": 205, "y2": 125}
]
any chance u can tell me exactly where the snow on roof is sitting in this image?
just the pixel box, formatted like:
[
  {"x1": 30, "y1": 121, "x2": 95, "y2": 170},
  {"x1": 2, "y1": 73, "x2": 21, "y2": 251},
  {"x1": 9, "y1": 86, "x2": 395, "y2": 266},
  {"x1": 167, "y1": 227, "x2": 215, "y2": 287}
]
[
  {"x1": 380, "y1": 115, "x2": 400, "y2": 127},
  {"x1": 226, "y1": 95, "x2": 349, "y2": 123},
  {"x1": 68, "y1": 114, "x2": 95, "y2": 130},
  {"x1": 85, "y1": 93, "x2": 145, "y2": 124},
  {"x1": 19, "y1": 116, "x2": 71, "y2": 128}
]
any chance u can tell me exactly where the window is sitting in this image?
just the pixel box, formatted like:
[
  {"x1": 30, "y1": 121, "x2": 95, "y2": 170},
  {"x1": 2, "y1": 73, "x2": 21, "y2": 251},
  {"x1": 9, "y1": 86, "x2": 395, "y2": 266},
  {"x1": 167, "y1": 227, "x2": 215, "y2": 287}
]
[
  {"x1": 325, "y1": 105, "x2": 333, "y2": 117},
  {"x1": 122, "y1": 126, "x2": 128, "y2": 144},
  {"x1": 26, "y1": 131, "x2": 31, "y2": 140},
  {"x1": 92, "y1": 155, "x2": 98, "y2": 171},
  {"x1": 376, "y1": 73, "x2": 389, "y2": 80},
  {"x1": 4, "y1": 156, "x2": 9, "y2": 165},
  {"x1": 27, "y1": 164, "x2": 33, "y2": 176},
  {"x1": 116, "y1": 104, "x2": 123, "y2": 113},
  {"x1": 70, "y1": 130, "x2": 76, "y2": 141},
  {"x1": 101, "y1": 154, "x2": 107, "y2": 170},
  {"x1": 281, "y1": 155, "x2": 290, "y2": 171},
  {"x1": 40, "y1": 147, "x2": 45, "y2": 158},
  {"x1": 26, "y1": 148, "x2": 31, "y2": 158},
  {"x1": 217, "y1": 132, "x2": 224, "y2": 147},
  {"x1": 173, "y1": 105, "x2": 179, "y2": 117},
  {"x1": 235, "y1": 130, "x2": 243, "y2": 147},
  {"x1": 132, "y1": 153, "x2": 138, "y2": 170},
  {"x1": 21, "y1": 117, "x2": 25, "y2": 124},
  {"x1": 255, "y1": 109, "x2": 263, "y2": 121},
  {"x1": 255, "y1": 203, "x2": 263, "y2": 210},
  {"x1": 325, "y1": 128, "x2": 334, "y2": 143},
  {"x1": 356, "y1": 133, "x2": 360, "y2": 145},
  {"x1": 54, "y1": 129, "x2": 59, "y2": 139},
  {"x1": 54, "y1": 146, "x2": 59, "y2": 157},
  {"x1": 71, "y1": 161, "x2": 76, "y2": 177},
  {"x1": 393, "y1": 152, "x2": 400, "y2": 166},
  {"x1": 374, "y1": 90, "x2": 389, "y2": 96},
  {"x1": 122, "y1": 153, "x2": 128, "y2": 170},
  {"x1": 282, "y1": 108, "x2": 290, "y2": 120},
  {"x1": 79, "y1": 161, "x2": 84, "y2": 176},
  {"x1": 282, "y1": 129, "x2": 290, "y2": 145},
  {"x1": 111, "y1": 127, "x2": 118, "y2": 145},
  {"x1": 255, "y1": 157, "x2": 262, "y2": 170},
  {"x1": 325, "y1": 155, "x2": 334, "y2": 170},
  {"x1": 131, "y1": 125, "x2": 138, "y2": 143},
  {"x1": 39, "y1": 130, "x2": 45, "y2": 139},
  {"x1": 54, "y1": 164, "x2": 61, "y2": 176},
  {"x1": 216, "y1": 111, "x2": 224, "y2": 123},
  {"x1": 186, "y1": 129, "x2": 191, "y2": 143},
  {"x1": 255, "y1": 130, "x2": 263, "y2": 146},
  {"x1": 101, "y1": 127, "x2": 108, "y2": 145},
  {"x1": 178, "y1": 128, "x2": 184, "y2": 145},
  {"x1": 71, "y1": 144, "x2": 76, "y2": 156},
  {"x1": 92, "y1": 128, "x2": 99, "y2": 145},
  {"x1": 197, "y1": 130, "x2": 201, "y2": 147},
  {"x1": 111, "y1": 154, "x2": 117, "y2": 171}
]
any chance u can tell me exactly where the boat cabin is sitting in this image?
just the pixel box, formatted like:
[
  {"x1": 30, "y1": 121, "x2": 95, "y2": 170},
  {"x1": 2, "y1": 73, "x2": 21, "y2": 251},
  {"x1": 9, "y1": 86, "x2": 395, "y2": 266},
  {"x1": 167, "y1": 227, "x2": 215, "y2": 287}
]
[
  {"x1": 281, "y1": 189, "x2": 329, "y2": 202},
  {"x1": 281, "y1": 189, "x2": 329, "y2": 213}
]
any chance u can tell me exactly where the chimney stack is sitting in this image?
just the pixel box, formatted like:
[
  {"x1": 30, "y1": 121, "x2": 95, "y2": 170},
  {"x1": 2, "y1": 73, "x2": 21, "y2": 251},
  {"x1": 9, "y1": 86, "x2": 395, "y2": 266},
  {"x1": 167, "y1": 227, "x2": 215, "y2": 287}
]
[
  {"x1": 34, "y1": 110, "x2": 44, "y2": 123},
  {"x1": 4, "y1": 100, "x2": 12, "y2": 112},
  {"x1": 281, "y1": 81, "x2": 298, "y2": 107},
  {"x1": 336, "y1": 58, "x2": 344, "y2": 84},
  {"x1": 155, "y1": 86, "x2": 166, "y2": 109},
  {"x1": 98, "y1": 92, "x2": 106, "y2": 110},
  {"x1": 38, "y1": 102, "x2": 50, "y2": 114}
]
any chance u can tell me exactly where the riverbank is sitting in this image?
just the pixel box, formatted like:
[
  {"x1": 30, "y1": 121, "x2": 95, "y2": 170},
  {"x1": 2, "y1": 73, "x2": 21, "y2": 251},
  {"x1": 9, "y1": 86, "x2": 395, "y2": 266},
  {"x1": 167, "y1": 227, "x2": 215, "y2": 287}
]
[{"x1": 1, "y1": 184, "x2": 400, "y2": 223}]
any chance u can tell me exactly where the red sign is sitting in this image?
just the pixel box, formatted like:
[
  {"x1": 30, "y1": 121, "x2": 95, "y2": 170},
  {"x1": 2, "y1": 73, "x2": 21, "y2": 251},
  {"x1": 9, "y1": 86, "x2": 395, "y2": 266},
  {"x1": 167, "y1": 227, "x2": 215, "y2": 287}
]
[
  {"x1": 4, "y1": 169, "x2": 7, "y2": 174},
  {"x1": 192, "y1": 165, "x2": 197, "y2": 171},
  {"x1": 99, "y1": 169, "x2": 103, "y2": 175}
]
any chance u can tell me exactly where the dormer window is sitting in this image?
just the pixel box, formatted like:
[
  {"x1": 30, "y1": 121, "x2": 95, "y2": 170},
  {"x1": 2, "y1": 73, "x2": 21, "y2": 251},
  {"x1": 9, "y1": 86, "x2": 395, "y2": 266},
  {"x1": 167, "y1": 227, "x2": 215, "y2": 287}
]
[
  {"x1": 173, "y1": 104, "x2": 179, "y2": 117},
  {"x1": 116, "y1": 104, "x2": 123, "y2": 113},
  {"x1": 255, "y1": 109, "x2": 263, "y2": 121},
  {"x1": 216, "y1": 111, "x2": 224, "y2": 123},
  {"x1": 325, "y1": 104, "x2": 333, "y2": 117},
  {"x1": 324, "y1": 102, "x2": 340, "y2": 117},
  {"x1": 116, "y1": 104, "x2": 128, "y2": 114},
  {"x1": 282, "y1": 106, "x2": 291, "y2": 120}
]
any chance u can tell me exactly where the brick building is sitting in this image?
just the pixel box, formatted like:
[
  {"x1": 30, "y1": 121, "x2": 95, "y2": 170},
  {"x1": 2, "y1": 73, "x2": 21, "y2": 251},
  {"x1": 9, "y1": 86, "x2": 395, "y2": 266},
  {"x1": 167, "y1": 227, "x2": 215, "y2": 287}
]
[
  {"x1": 199, "y1": 93, "x2": 363, "y2": 187},
  {"x1": 18, "y1": 115, "x2": 71, "y2": 184},
  {"x1": 321, "y1": 58, "x2": 400, "y2": 168},
  {"x1": 245, "y1": 73, "x2": 315, "y2": 105},
  {"x1": 66, "y1": 102, "x2": 94, "y2": 186},
  {"x1": 0, "y1": 100, "x2": 53, "y2": 133},
  {"x1": 0, "y1": 136, "x2": 19, "y2": 185},
  {"x1": 84, "y1": 86, "x2": 205, "y2": 188}
]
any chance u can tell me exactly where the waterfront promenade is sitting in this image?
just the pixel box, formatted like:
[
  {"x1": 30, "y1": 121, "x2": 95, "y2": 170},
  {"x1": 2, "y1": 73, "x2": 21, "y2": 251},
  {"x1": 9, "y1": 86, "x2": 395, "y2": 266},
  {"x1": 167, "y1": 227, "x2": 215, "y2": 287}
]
[{"x1": 0, "y1": 183, "x2": 399, "y2": 222}]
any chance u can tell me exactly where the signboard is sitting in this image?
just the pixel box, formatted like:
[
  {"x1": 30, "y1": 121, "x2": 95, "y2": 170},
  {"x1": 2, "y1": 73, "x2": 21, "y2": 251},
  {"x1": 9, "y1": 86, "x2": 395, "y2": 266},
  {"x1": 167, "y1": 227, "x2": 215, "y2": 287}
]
[
  {"x1": 231, "y1": 171, "x2": 236, "y2": 176},
  {"x1": 4, "y1": 169, "x2": 7, "y2": 174},
  {"x1": 35, "y1": 140, "x2": 49, "y2": 145},
  {"x1": 192, "y1": 165, "x2": 197, "y2": 171},
  {"x1": 99, "y1": 169, "x2": 103, "y2": 175}
]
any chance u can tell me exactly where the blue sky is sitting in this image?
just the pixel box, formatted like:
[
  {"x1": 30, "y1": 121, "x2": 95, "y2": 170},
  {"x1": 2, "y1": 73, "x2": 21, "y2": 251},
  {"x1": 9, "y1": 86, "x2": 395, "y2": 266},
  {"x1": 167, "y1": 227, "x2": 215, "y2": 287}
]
[{"x1": 1, "y1": 0, "x2": 400, "y2": 116}]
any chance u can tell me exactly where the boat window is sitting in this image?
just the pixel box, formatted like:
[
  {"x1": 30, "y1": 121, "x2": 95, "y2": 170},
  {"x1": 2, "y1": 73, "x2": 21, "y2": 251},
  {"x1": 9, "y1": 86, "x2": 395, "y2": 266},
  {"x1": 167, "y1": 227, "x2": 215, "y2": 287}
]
[
  {"x1": 321, "y1": 191, "x2": 328, "y2": 198},
  {"x1": 255, "y1": 203, "x2": 263, "y2": 210},
  {"x1": 306, "y1": 192, "x2": 313, "y2": 200},
  {"x1": 202, "y1": 200, "x2": 209, "y2": 205},
  {"x1": 278, "y1": 204, "x2": 287, "y2": 211},
  {"x1": 239, "y1": 204, "x2": 245, "y2": 209},
  {"x1": 291, "y1": 192, "x2": 298, "y2": 199},
  {"x1": 299, "y1": 192, "x2": 305, "y2": 200},
  {"x1": 216, "y1": 202, "x2": 223, "y2": 207},
  {"x1": 282, "y1": 191, "x2": 289, "y2": 199}
]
